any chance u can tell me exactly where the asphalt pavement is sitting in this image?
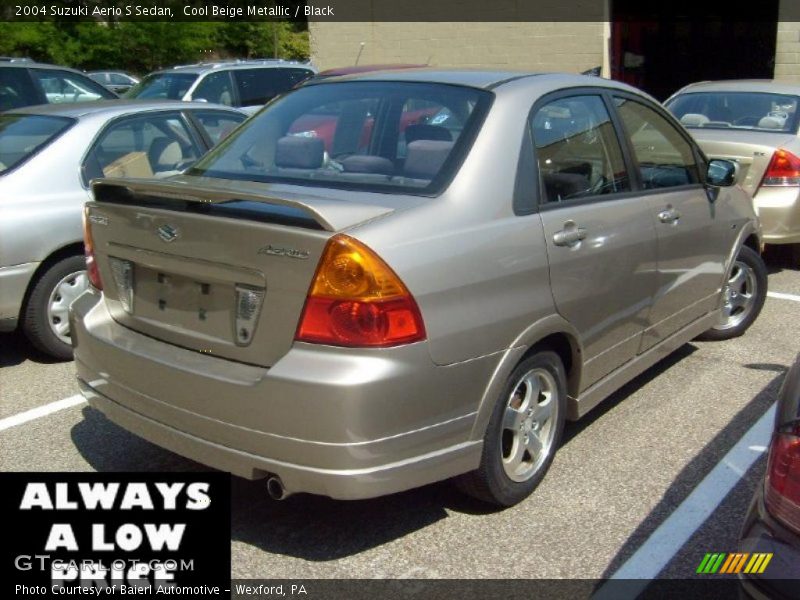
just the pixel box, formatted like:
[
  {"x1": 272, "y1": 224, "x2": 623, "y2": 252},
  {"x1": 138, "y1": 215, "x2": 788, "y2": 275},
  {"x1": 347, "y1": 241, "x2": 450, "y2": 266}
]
[{"x1": 1, "y1": 249, "x2": 799, "y2": 581}]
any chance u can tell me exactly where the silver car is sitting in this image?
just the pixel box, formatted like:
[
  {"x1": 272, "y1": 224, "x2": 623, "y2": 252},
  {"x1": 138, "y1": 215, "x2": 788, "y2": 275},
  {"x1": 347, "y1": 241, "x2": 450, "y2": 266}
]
[
  {"x1": 72, "y1": 71, "x2": 766, "y2": 506},
  {"x1": 0, "y1": 100, "x2": 246, "y2": 358},
  {"x1": 124, "y1": 60, "x2": 316, "y2": 113},
  {"x1": 667, "y1": 80, "x2": 800, "y2": 256}
]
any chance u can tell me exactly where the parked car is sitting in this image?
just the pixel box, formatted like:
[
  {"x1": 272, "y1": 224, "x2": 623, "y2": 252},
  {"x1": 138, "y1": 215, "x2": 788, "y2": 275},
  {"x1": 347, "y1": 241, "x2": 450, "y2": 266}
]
[
  {"x1": 0, "y1": 100, "x2": 246, "y2": 359},
  {"x1": 124, "y1": 60, "x2": 316, "y2": 113},
  {"x1": 739, "y1": 353, "x2": 800, "y2": 598},
  {"x1": 666, "y1": 81, "x2": 800, "y2": 258},
  {"x1": 88, "y1": 71, "x2": 140, "y2": 95},
  {"x1": 0, "y1": 62, "x2": 117, "y2": 112},
  {"x1": 72, "y1": 71, "x2": 767, "y2": 506}
]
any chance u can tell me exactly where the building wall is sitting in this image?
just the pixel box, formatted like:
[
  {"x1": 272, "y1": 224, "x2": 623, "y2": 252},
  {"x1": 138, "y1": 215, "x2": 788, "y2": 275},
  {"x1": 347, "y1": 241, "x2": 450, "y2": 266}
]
[
  {"x1": 776, "y1": 18, "x2": 800, "y2": 81},
  {"x1": 309, "y1": 22, "x2": 606, "y2": 75}
]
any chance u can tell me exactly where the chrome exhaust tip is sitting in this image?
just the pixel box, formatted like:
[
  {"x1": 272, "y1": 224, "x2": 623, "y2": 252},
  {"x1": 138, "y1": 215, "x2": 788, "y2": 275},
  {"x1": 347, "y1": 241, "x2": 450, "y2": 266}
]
[{"x1": 266, "y1": 476, "x2": 290, "y2": 501}]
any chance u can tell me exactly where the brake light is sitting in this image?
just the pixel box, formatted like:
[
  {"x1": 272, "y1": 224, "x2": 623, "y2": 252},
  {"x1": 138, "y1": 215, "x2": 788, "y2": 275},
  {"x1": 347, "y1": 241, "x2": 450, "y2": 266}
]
[
  {"x1": 296, "y1": 235, "x2": 426, "y2": 347},
  {"x1": 82, "y1": 206, "x2": 102, "y2": 290},
  {"x1": 760, "y1": 149, "x2": 800, "y2": 187},
  {"x1": 764, "y1": 424, "x2": 800, "y2": 534}
]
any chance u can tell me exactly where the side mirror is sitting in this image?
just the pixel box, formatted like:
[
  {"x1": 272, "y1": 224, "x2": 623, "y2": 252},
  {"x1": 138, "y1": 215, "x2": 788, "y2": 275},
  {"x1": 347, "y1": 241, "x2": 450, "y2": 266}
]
[
  {"x1": 191, "y1": 96, "x2": 209, "y2": 103},
  {"x1": 706, "y1": 159, "x2": 737, "y2": 187}
]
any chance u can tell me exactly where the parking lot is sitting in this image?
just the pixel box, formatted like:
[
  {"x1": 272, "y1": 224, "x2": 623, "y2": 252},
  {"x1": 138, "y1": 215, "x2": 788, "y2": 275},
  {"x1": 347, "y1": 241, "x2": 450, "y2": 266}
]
[{"x1": 1, "y1": 249, "x2": 799, "y2": 581}]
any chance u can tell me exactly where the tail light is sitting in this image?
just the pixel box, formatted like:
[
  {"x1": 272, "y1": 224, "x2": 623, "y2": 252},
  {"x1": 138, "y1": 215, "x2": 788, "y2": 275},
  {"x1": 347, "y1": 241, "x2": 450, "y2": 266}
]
[
  {"x1": 82, "y1": 206, "x2": 103, "y2": 290},
  {"x1": 760, "y1": 149, "x2": 800, "y2": 187},
  {"x1": 296, "y1": 234, "x2": 426, "y2": 347},
  {"x1": 764, "y1": 423, "x2": 800, "y2": 534}
]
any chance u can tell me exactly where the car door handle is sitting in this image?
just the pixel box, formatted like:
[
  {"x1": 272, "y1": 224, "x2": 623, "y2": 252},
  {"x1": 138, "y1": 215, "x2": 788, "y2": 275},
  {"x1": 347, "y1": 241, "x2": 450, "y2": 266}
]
[
  {"x1": 658, "y1": 208, "x2": 681, "y2": 224},
  {"x1": 553, "y1": 227, "x2": 587, "y2": 247}
]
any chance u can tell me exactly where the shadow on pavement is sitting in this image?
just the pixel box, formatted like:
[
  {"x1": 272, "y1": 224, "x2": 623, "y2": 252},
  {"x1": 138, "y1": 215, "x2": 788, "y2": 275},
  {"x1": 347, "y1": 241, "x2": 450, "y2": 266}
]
[
  {"x1": 763, "y1": 244, "x2": 799, "y2": 275},
  {"x1": 598, "y1": 369, "x2": 784, "y2": 582},
  {"x1": 0, "y1": 330, "x2": 64, "y2": 368}
]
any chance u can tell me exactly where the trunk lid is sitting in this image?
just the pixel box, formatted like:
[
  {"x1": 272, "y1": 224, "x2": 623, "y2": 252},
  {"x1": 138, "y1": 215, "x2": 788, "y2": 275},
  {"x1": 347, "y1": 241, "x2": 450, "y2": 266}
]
[
  {"x1": 86, "y1": 176, "x2": 403, "y2": 367},
  {"x1": 689, "y1": 129, "x2": 794, "y2": 196}
]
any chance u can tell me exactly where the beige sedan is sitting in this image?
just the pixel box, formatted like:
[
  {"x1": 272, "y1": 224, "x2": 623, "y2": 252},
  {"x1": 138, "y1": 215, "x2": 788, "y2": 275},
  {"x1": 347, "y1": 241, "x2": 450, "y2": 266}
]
[{"x1": 667, "y1": 80, "x2": 800, "y2": 256}]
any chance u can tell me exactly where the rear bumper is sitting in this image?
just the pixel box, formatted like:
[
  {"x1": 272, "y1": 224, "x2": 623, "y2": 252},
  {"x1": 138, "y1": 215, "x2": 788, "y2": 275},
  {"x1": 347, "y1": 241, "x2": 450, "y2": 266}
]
[
  {"x1": 754, "y1": 188, "x2": 800, "y2": 244},
  {"x1": 70, "y1": 290, "x2": 493, "y2": 500},
  {"x1": 0, "y1": 261, "x2": 39, "y2": 329}
]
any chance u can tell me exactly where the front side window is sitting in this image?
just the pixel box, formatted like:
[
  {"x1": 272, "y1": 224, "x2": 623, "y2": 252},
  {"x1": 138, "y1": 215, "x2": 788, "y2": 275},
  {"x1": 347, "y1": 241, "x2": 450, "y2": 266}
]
[
  {"x1": 615, "y1": 97, "x2": 700, "y2": 190},
  {"x1": 189, "y1": 81, "x2": 492, "y2": 195},
  {"x1": 124, "y1": 73, "x2": 197, "y2": 100},
  {"x1": 192, "y1": 72, "x2": 235, "y2": 106},
  {"x1": 0, "y1": 114, "x2": 74, "y2": 174},
  {"x1": 82, "y1": 113, "x2": 201, "y2": 184},
  {"x1": 667, "y1": 91, "x2": 800, "y2": 133},
  {"x1": 30, "y1": 69, "x2": 115, "y2": 103},
  {"x1": 532, "y1": 95, "x2": 630, "y2": 204},
  {"x1": 109, "y1": 73, "x2": 134, "y2": 86},
  {"x1": 233, "y1": 68, "x2": 314, "y2": 106},
  {"x1": 191, "y1": 110, "x2": 246, "y2": 145}
]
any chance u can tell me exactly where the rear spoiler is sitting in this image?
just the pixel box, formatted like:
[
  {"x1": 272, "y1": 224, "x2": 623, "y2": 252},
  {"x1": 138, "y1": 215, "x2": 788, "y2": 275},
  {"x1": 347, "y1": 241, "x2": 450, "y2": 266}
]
[{"x1": 91, "y1": 178, "x2": 396, "y2": 232}]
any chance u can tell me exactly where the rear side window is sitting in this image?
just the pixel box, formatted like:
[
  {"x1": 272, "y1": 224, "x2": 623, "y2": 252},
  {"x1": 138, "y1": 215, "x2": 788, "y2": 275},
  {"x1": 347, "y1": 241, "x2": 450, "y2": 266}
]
[
  {"x1": 82, "y1": 113, "x2": 201, "y2": 184},
  {"x1": 0, "y1": 68, "x2": 42, "y2": 111},
  {"x1": 233, "y1": 68, "x2": 313, "y2": 106},
  {"x1": 30, "y1": 69, "x2": 115, "y2": 103},
  {"x1": 615, "y1": 97, "x2": 700, "y2": 190},
  {"x1": 0, "y1": 114, "x2": 73, "y2": 174},
  {"x1": 532, "y1": 95, "x2": 630, "y2": 204},
  {"x1": 125, "y1": 73, "x2": 197, "y2": 100},
  {"x1": 189, "y1": 81, "x2": 492, "y2": 195}
]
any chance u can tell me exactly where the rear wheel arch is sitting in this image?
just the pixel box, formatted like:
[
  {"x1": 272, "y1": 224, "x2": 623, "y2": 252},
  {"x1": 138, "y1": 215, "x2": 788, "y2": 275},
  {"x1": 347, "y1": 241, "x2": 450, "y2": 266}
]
[
  {"x1": 19, "y1": 242, "x2": 84, "y2": 318},
  {"x1": 470, "y1": 319, "x2": 584, "y2": 441}
]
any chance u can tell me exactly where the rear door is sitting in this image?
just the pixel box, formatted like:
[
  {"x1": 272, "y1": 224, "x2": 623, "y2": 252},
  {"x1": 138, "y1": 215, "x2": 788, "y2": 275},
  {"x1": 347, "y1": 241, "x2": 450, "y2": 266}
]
[
  {"x1": 612, "y1": 94, "x2": 729, "y2": 350},
  {"x1": 532, "y1": 92, "x2": 659, "y2": 388}
]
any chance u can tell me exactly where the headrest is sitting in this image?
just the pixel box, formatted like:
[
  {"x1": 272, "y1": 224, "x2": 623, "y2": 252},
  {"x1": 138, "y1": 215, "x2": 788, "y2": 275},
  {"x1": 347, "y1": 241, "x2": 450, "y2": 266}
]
[
  {"x1": 404, "y1": 140, "x2": 454, "y2": 179},
  {"x1": 341, "y1": 155, "x2": 394, "y2": 175},
  {"x1": 405, "y1": 124, "x2": 453, "y2": 144},
  {"x1": 148, "y1": 138, "x2": 182, "y2": 167},
  {"x1": 758, "y1": 115, "x2": 785, "y2": 129},
  {"x1": 275, "y1": 135, "x2": 324, "y2": 169},
  {"x1": 680, "y1": 113, "x2": 710, "y2": 127}
]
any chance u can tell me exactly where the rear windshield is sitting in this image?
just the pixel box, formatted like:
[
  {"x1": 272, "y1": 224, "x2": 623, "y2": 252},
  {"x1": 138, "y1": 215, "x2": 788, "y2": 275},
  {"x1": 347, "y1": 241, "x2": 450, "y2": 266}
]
[
  {"x1": 125, "y1": 72, "x2": 197, "y2": 100},
  {"x1": 667, "y1": 91, "x2": 800, "y2": 133},
  {"x1": 188, "y1": 81, "x2": 492, "y2": 195},
  {"x1": 0, "y1": 114, "x2": 73, "y2": 174}
]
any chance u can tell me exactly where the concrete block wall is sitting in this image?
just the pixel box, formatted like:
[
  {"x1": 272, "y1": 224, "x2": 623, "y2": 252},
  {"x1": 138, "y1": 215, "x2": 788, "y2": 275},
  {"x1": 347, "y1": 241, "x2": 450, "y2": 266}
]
[{"x1": 309, "y1": 21, "x2": 606, "y2": 74}]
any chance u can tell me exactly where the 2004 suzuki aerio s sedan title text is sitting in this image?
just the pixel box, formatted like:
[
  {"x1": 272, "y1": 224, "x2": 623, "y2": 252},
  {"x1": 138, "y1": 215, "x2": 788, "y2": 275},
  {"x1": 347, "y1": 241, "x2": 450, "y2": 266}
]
[{"x1": 71, "y1": 70, "x2": 767, "y2": 506}]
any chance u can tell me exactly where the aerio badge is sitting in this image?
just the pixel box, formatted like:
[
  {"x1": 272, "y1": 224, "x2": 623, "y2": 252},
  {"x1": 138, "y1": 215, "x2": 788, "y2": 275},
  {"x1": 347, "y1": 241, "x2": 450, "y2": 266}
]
[
  {"x1": 257, "y1": 244, "x2": 309, "y2": 259},
  {"x1": 157, "y1": 224, "x2": 180, "y2": 243}
]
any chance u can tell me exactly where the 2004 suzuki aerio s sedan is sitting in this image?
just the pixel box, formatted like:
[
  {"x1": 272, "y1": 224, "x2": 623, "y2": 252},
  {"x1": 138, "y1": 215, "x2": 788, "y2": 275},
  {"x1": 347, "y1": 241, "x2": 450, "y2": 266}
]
[{"x1": 71, "y1": 71, "x2": 767, "y2": 506}]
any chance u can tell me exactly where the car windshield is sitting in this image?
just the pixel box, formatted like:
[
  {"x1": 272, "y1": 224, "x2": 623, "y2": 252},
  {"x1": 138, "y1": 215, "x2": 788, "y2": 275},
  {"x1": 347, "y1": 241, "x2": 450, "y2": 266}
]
[
  {"x1": 667, "y1": 91, "x2": 800, "y2": 133},
  {"x1": 188, "y1": 81, "x2": 492, "y2": 194},
  {"x1": 124, "y1": 72, "x2": 197, "y2": 100},
  {"x1": 0, "y1": 114, "x2": 74, "y2": 174}
]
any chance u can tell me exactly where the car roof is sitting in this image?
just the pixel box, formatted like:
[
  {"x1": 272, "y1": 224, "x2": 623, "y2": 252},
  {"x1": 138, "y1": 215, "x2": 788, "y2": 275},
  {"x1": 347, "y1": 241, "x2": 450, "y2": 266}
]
[
  {"x1": 0, "y1": 61, "x2": 90, "y2": 76},
  {"x1": 151, "y1": 60, "x2": 316, "y2": 76},
  {"x1": 307, "y1": 68, "x2": 639, "y2": 93},
  {"x1": 6, "y1": 99, "x2": 244, "y2": 119},
  {"x1": 675, "y1": 80, "x2": 800, "y2": 96},
  {"x1": 317, "y1": 64, "x2": 427, "y2": 77}
]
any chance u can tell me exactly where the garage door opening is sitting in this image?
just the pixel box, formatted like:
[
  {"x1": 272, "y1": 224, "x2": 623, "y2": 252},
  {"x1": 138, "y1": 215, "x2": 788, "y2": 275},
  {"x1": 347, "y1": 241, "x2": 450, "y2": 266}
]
[{"x1": 611, "y1": 0, "x2": 779, "y2": 100}]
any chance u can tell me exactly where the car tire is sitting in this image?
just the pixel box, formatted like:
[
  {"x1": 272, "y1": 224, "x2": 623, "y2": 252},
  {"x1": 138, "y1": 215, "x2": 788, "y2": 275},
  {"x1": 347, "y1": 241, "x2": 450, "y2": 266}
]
[
  {"x1": 22, "y1": 255, "x2": 88, "y2": 361},
  {"x1": 698, "y1": 245, "x2": 767, "y2": 341},
  {"x1": 457, "y1": 350, "x2": 567, "y2": 507}
]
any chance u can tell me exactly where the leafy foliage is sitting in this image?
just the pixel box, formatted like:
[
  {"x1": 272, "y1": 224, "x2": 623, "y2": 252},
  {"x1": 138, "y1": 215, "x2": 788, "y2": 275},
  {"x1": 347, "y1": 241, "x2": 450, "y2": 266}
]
[{"x1": 0, "y1": 21, "x2": 309, "y2": 74}]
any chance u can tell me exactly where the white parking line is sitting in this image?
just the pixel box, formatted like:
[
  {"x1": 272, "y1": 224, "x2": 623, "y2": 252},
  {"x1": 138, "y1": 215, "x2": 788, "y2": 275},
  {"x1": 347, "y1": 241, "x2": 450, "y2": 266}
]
[
  {"x1": 593, "y1": 404, "x2": 776, "y2": 596},
  {"x1": 0, "y1": 394, "x2": 86, "y2": 432},
  {"x1": 768, "y1": 290, "x2": 800, "y2": 303}
]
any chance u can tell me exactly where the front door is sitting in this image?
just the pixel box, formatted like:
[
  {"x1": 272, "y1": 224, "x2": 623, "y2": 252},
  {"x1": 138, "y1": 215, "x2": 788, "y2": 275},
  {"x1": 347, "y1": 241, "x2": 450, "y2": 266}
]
[
  {"x1": 613, "y1": 95, "x2": 728, "y2": 351},
  {"x1": 532, "y1": 93, "x2": 659, "y2": 389}
]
